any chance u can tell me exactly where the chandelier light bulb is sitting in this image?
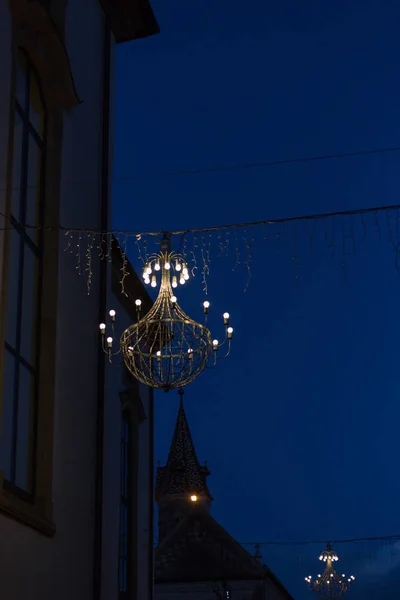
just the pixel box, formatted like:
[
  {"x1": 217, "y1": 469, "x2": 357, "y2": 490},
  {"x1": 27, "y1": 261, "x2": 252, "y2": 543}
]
[
  {"x1": 227, "y1": 327, "x2": 233, "y2": 339},
  {"x1": 213, "y1": 339, "x2": 219, "y2": 349},
  {"x1": 151, "y1": 275, "x2": 157, "y2": 288},
  {"x1": 223, "y1": 312, "x2": 230, "y2": 325},
  {"x1": 184, "y1": 272, "x2": 189, "y2": 281},
  {"x1": 144, "y1": 277, "x2": 150, "y2": 285},
  {"x1": 109, "y1": 309, "x2": 116, "y2": 321},
  {"x1": 187, "y1": 348, "x2": 193, "y2": 359},
  {"x1": 182, "y1": 263, "x2": 188, "y2": 275},
  {"x1": 176, "y1": 261, "x2": 182, "y2": 272},
  {"x1": 146, "y1": 265, "x2": 152, "y2": 275},
  {"x1": 154, "y1": 261, "x2": 161, "y2": 271},
  {"x1": 107, "y1": 337, "x2": 113, "y2": 347},
  {"x1": 99, "y1": 323, "x2": 106, "y2": 333},
  {"x1": 142, "y1": 269, "x2": 147, "y2": 279},
  {"x1": 156, "y1": 350, "x2": 161, "y2": 361},
  {"x1": 164, "y1": 261, "x2": 171, "y2": 270},
  {"x1": 171, "y1": 295, "x2": 177, "y2": 304},
  {"x1": 179, "y1": 277, "x2": 185, "y2": 285},
  {"x1": 135, "y1": 299, "x2": 142, "y2": 307},
  {"x1": 172, "y1": 276, "x2": 178, "y2": 288}
]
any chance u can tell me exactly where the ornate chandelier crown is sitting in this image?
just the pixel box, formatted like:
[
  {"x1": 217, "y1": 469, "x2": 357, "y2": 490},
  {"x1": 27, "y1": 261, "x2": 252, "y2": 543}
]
[
  {"x1": 99, "y1": 233, "x2": 233, "y2": 391},
  {"x1": 305, "y1": 543, "x2": 355, "y2": 600}
]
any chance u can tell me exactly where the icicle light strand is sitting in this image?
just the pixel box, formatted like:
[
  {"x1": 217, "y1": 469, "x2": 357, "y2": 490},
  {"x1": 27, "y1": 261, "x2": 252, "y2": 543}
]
[{"x1": 2, "y1": 204, "x2": 400, "y2": 294}]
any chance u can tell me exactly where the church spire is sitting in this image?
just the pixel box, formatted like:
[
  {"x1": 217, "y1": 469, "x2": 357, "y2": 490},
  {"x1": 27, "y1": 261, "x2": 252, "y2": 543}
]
[{"x1": 156, "y1": 389, "x2": 212, "y2": 504}]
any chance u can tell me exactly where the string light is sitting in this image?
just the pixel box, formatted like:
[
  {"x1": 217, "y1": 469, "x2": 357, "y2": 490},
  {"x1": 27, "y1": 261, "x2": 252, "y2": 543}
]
[
  {"x1": 0, "y1": 201, "x2": 400, "y2": 235},
  {"x1": 151, "y1": 533, "x2": 400, "y2": 546},
  {"x1": 234, "y1": 533, "x2": 400, "y2": 546},
  {"x1": 2, "y1": 202, "x2": 399, "y2": 295}
]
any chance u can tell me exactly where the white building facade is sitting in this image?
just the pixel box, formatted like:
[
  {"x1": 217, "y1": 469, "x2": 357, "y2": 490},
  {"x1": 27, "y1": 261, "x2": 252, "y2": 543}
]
[{"x1": 0, "y1": 1, "x2": 158, "y2": 599}]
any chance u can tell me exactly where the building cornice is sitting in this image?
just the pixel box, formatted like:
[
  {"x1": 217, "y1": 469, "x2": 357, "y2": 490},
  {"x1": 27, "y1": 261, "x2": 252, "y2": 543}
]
[
  {"x1": 10, "y1": 0, "x2": 81, "y2": 111},
  {"x1": 99, "y1": 0, "x2": 159, "y2": 43}
]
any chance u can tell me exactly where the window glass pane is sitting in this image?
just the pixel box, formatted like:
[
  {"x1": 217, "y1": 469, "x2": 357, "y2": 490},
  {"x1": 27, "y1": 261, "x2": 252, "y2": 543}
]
[
  {"x1": 29, "y1": 72, "x2": 44, "y2": 138},
  {"x1": 26, "y1": 135, "x2": 42, "y2": 244},
  {"x1": 0, "y1": 349, "x2": 16, "y2": 480},
  {"x1": 15, "y1": 364, "x2": 35, "y2": 492},
  {"x1": 15, "y1": 56, "x2": 27, "y2": 112},
  {"x1": 10, "y1": 111, "x2": 24, "y2": 221},
  {"x1": 21, "y1": 245, "x2": 39, "y2": 366},
  {"x1": 4, "y1": 228, "x2": 21, "y2": 350}
]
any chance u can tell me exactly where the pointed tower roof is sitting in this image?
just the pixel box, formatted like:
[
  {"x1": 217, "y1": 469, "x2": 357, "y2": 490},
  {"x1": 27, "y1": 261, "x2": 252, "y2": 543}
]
[{"x1": 156, "y1": 389, "x2": 212, "y2": 501}]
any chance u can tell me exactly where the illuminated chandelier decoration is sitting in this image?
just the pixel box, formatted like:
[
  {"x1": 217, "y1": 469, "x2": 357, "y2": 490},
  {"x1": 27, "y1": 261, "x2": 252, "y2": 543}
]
[
  {"x1": 305, "y1": 543, "x2": 355, "y2": 600},
  {"x1": 99, "y1": 233, "x2": 233, "y2": 391}
]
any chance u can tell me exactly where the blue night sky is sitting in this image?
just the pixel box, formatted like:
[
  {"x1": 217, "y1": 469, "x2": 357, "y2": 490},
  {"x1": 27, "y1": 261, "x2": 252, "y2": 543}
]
[{"x1": 112, "y1": 1, "x2": 400, "y2": 598}]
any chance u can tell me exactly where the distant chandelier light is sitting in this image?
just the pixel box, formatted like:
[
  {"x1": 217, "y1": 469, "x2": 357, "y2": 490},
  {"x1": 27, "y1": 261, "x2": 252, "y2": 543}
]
[
  {"x1": 305, "y1": 543, "x2": 355, "y2": 600},
  {"x1": 99, "y1": 233, "x2": 233, "y2": 391}
]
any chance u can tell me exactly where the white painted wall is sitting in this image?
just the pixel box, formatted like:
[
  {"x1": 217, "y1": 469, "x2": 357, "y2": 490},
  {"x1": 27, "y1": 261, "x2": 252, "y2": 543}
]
[
  {"x1": 156, "y1": 577, "x2": 291, "y2": 600},
  {"x1": 0, "y1": 0, "x2": 114, "y2": 598},
  {"x1": 156, "y1": 580, "x2": 260, "y2": 600},
  {"x1": 264, "y1": 579, "x2": 291, "y2": 600},
  {"x1": 102, "y1": 298, "x2": 131, "y2": 600},
  {"x1": 0, "y1": 0, "x2": 154, "y2": 597},
  {"x1": 51, "y1": 0, "x2": 107, "y2": 597},
  {"x1": 137, "y1": 379, "x2": 154, "y2": 600},
  {"x1": 101, "y1": 297, "x2": 154, "y2": 600}
]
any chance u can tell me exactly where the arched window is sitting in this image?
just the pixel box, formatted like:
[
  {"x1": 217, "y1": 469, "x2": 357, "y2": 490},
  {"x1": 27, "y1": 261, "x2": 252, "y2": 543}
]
[
  {"x1": 0, "y1": 50, "x2": 46, "y2": 497},
  {"x1": 119, "y1": 409, "x2": 131, "y2": 598}
]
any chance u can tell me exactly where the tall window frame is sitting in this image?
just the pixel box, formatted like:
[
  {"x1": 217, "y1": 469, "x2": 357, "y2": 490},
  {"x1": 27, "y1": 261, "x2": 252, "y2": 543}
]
[
  {"x1": 0, "y1": 49, "x2": 46, "y2": 500},
  {"x1": 119, "y1": 408, "x2": 131, "y2": 598}
]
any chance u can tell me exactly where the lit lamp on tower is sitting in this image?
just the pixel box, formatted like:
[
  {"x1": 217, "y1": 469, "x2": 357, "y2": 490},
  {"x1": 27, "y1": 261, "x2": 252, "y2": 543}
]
[
  {"x1": 305, "y1": 543, "x2": 355, "y2": 599},
  {"x1": 99, "y1": 233, "x2": 234, "y2": 391}
]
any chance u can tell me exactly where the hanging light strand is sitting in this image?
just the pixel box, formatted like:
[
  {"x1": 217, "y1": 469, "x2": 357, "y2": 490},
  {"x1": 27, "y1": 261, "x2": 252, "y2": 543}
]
[
  {"x1": 60, "y1": 206, "x2": 400, "y2": 295},
  {"x1": 2, "y1": 203, "x2": 400, "y2": 295}
]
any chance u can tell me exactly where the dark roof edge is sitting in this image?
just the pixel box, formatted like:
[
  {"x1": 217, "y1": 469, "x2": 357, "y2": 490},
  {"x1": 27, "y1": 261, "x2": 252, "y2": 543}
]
[
  {"x1": 100, "y1": 0, "x2": 160, "y2": 44},
  {"x1": 207, "y1": 514, "x2": 266, "y2": 573},
  {"x1": 156, "y1": 576, "x2": 269, "y2": 584},
  {"x1": 264, "y1": 566, "x2": 295, "y2": 600},
  {"x1": 156, "y1": 573, "x2": 294, "y2": 598}
]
